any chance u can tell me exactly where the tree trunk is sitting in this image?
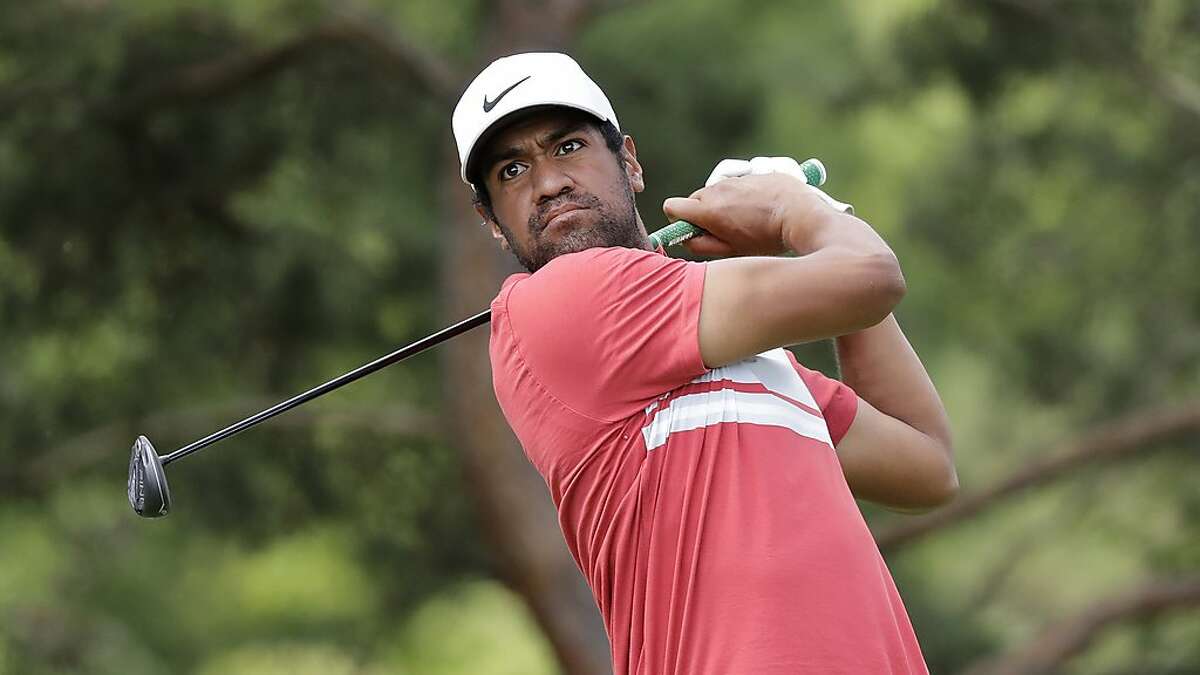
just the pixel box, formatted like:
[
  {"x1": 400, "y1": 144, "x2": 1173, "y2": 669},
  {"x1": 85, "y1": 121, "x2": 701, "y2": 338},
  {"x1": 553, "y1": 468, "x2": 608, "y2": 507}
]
[
  {"x1": 437, "y1": 75, "x2": 611, "y2": 675},
  {"x1": 437, "y1": 142, "x2": 612, "y2": 675},
  {"x1": 435, "y1": 3, "x2": 619, "y2": 671}
]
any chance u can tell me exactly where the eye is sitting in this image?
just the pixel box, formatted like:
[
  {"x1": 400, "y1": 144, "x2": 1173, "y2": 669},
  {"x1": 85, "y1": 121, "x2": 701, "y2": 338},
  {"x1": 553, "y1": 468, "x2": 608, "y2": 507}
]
[
  {"x1": 498, "y1": 162, "x2": 527, "y2": 181},
  {"x1": 555, "y1": 139, "x2": 585, "y2": 156}
]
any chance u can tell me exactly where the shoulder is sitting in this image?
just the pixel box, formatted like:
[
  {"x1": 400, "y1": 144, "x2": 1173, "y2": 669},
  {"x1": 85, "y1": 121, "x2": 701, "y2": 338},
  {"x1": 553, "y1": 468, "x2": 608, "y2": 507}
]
[
  {"x1": 490, "y1": 245, "x2": 711, "y2": 423},
  {"x1": 499, "y1": 246, "x2": 685, "y2": 310},
  {"x1": 538, "y1": 246, "x2": 668, "y2": 282}
]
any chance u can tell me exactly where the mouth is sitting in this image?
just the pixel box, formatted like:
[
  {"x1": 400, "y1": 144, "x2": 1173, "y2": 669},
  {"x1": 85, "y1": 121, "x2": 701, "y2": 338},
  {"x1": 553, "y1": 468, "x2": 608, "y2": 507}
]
[{"x1": 542, "y1": 204, "x2": 588, "y2": 232}]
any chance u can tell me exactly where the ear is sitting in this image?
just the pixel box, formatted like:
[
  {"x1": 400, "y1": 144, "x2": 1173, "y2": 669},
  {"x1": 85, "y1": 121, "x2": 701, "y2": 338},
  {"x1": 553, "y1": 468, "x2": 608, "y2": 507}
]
[
  {"x1": 621, "y1": 135, "x2": 645, "y2": 193},
  {"x1": 475, "y1": 203, "x2": 510, "y2": 250}
]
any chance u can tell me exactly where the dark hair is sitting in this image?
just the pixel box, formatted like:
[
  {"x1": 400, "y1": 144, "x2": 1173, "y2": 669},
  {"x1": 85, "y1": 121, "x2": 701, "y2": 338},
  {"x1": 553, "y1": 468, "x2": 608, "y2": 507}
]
[{"x1": 471, "y1": 118, "x2": 625, "y2": 222}]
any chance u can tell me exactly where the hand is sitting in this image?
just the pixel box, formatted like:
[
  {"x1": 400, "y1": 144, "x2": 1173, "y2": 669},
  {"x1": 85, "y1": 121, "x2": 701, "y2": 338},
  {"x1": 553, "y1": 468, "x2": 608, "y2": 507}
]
[
  {"x1": 662, "y1": 172, "x2": 843, "y2": 258},
  {"x1": 706, "y1": 156, "x2": 855, "y2": 213}
]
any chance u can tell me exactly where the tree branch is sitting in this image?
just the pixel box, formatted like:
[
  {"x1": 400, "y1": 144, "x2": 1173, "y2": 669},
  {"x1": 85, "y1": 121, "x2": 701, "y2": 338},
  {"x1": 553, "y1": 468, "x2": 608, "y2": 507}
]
[
  {"x1": 961, "y1": 576, "x2": 1200, "y2": 675},
  {"x1": 113, "y1": 15, "x2": 459, "y2": 120},
  {"x1": 876, "y1": 401, "x2": 1200, "y2": 553},
  {"x1": 324, "y1": 4, "x2": 460, "y2": 99}
]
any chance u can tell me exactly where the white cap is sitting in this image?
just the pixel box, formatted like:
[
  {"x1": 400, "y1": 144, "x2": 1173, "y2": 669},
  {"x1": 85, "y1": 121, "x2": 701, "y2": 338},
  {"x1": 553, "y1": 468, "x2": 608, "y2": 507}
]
[{"x1": 452, "y1": 52, "x2": 619, "y2": 184}]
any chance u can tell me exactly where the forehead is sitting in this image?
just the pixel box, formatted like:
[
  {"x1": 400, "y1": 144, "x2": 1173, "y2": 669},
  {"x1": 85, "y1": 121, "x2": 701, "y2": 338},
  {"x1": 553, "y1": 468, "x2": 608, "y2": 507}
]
[{"x1": 486, "y1": 108, "x2": 598, "y2": 149}]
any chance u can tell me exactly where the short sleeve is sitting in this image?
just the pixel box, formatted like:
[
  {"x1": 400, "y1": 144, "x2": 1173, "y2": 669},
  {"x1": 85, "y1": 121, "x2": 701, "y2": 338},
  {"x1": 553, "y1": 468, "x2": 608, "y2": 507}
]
[
  {"x1": 497, "y1": 247, "x2": 708, "y2": 421},
  {"x1": 785, "y1": 351, "x2": 859, "y2": 446}
]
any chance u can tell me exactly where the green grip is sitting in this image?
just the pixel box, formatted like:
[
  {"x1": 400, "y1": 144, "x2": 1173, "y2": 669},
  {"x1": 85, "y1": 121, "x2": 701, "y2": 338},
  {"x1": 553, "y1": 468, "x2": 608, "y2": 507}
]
[
  {"x1": 648, "y1": 220, "x2": 703, "y2": 248},
  {"x1": 648, "y1": 157, "x2": 827, "y2": 249}
]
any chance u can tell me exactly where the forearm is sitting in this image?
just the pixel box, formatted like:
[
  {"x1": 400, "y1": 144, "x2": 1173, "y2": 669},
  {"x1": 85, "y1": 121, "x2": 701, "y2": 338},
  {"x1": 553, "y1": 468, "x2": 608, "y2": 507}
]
[
  {"x1": 835, "y1": 315, "x2": 952, "y2": 448},
  {"x1": 784, "y1": 207, "x2": 896, "y2": 261},
  {"x1": 781, "y1": 210, "x2": 907, "y2": 332}
]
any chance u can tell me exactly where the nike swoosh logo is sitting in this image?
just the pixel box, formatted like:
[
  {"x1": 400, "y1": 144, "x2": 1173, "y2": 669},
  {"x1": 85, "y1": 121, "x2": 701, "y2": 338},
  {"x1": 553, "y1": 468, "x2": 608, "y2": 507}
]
[{"x1": 483, "y1": 75, "x2": 531, "y2": 113}]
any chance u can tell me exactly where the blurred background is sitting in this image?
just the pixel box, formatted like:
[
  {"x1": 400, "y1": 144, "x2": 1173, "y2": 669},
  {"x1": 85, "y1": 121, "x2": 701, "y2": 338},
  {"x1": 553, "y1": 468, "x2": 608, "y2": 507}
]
[{"x1": 2, "y1": 0, "x2": 1198, "y2": 673}]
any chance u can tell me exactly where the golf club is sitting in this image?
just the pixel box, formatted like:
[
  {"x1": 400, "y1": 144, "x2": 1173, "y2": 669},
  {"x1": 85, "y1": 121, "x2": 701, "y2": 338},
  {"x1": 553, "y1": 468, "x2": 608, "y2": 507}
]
[
  {"x1": 127, "y1": 309, "x2": 490, "y2": 518},
  {"x1": 126, "y1": 158, "x2": 828, "y2": 518}
]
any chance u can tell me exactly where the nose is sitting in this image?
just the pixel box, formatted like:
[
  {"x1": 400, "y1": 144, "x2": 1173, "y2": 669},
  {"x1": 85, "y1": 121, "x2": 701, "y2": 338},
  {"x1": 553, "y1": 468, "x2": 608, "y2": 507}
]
[{"x1": 530, "y1": 160, "x2": 574, "y2": 205}]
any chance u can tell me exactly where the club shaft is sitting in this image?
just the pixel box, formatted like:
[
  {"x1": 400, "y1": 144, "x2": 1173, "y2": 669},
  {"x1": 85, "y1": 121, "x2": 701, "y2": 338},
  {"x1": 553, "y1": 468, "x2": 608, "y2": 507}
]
[{"x1": 161, "y1": 309, "x2": 492, "y2": 465}]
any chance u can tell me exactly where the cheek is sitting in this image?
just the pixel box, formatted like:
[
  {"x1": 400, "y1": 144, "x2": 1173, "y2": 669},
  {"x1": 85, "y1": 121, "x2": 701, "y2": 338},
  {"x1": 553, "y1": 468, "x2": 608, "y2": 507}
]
[{"x1": 493, "y1": 193, "x2": 533, "y2": 235}]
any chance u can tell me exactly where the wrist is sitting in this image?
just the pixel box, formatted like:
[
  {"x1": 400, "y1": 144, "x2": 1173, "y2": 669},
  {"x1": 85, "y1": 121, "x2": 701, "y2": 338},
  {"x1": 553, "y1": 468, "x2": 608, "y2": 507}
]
[{"x1": 781, "y1": 205, "x2": 843, "y2": 255}]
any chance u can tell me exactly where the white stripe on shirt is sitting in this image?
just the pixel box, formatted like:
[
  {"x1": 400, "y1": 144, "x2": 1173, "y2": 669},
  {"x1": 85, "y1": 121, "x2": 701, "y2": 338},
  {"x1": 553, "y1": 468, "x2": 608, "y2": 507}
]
[{"x1": 642, "y1": 389, "x2": 831, "y2": 451}]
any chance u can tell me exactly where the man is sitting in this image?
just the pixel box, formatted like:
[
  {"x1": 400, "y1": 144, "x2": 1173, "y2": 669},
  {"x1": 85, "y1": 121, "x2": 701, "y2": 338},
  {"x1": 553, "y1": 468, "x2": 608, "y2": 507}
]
[{"x1": 452, "y1": 52, "x2": 957, "y2": 674}]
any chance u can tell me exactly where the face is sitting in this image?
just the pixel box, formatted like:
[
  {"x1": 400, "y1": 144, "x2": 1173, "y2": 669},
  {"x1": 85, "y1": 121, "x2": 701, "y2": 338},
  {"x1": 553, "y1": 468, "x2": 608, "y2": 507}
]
[{"x1": 474, "y1": 109, "x2": 648, "y2": 272}]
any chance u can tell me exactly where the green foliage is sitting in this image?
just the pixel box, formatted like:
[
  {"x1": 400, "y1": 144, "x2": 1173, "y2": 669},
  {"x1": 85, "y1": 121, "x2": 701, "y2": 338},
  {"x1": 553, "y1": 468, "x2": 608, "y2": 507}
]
[
  {"x1": 383, "y1": 579, "x2": 558, "y2": 675},
  {"x1": 2, "y1": 0, "x2": 1197, "y2": 672}
]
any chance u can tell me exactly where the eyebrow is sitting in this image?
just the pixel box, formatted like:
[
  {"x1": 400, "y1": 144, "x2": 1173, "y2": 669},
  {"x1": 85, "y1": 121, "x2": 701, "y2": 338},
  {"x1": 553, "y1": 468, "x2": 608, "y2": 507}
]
[{"x1": 481, "y1": 120, "x2": 591, "y2": 178}]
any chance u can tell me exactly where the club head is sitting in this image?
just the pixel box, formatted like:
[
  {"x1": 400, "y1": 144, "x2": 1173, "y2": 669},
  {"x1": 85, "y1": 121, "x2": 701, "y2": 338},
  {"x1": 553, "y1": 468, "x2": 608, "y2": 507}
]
[{"x1": 128, "y1": 435, "x2": 171, "y2": 518}]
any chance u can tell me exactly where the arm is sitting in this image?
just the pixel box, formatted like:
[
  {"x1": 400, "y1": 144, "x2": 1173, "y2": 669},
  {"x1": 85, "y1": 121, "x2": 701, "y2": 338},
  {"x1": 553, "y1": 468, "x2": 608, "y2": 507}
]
[
  {"x1": 834, "y1": 315, "x2": 958, "y2": 511},
  {"x1": 662, "y1": 173, "x2": 955, "y2": 511},
  {"x1": 662, "y1": 173, "x2": 906, "y2": 368}
]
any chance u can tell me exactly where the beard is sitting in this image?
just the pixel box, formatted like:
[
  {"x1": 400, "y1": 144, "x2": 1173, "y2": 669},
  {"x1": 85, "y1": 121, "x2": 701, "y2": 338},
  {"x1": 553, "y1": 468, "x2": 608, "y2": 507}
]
[{"x1": 497, "y1": 175, "x2": 646, "y2": 273}]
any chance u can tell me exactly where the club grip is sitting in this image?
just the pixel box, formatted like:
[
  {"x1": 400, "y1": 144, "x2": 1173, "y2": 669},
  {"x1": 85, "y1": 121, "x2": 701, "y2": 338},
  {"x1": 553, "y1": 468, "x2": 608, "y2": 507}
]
[{"x1": 648, "y1": 157, "x2": 827, "y2": 249}]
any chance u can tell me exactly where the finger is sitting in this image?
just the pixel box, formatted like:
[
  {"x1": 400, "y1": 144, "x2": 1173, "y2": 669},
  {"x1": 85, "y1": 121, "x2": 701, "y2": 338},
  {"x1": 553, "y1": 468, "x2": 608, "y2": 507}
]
[
  {"x1": 662, "y1": 196, "x2": 707, "y2": 224},
  {"x1": 749, "y1": 156, "x2": 806, "y2": 181},
  {"x1": 687, "y1": 179, "x2": 727, "y2": 200},
  {"x1": 745, "y1": 155, "x2": 856, "y2": 213},
  {"x1": 807, "y1": 185, "x2": 856, "y2": 214},
  {"x1": 681, "y1": 233, "x2": 737, "y2": 258},
  {"x1": 749, "y1": 156, "x2": 776, "y2": 176},
  {"x1": 768, "y1": 156, "x2": 804, "y2": 181},
  {"x1": 705, "y1": 158, "x2": 751, "y2": 187}
]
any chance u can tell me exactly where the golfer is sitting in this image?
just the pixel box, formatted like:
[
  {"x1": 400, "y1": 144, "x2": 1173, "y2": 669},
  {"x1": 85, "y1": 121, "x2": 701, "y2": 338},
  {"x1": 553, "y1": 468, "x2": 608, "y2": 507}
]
[{"x1": 452, "y1": 53, "x2": 956, "y2": 674}]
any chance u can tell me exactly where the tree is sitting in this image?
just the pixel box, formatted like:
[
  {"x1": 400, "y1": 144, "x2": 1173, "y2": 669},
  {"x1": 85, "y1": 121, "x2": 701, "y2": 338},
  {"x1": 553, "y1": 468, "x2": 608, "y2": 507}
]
[{"x1": 2, "y1": 1, "x2": 1197, "y2": 673}]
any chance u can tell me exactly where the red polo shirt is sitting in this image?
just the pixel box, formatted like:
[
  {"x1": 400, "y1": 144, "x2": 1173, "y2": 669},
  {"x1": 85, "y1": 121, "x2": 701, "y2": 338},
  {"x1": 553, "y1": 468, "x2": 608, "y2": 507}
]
[{"x1": 489, "y1": 246, "x2": 927, "y2": 674}]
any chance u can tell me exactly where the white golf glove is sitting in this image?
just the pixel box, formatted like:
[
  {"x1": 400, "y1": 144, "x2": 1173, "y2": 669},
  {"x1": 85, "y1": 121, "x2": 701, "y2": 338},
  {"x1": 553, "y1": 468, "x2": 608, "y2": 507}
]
[{"x1": 705, "y1": 156, "x2": 854, "y2": 214}]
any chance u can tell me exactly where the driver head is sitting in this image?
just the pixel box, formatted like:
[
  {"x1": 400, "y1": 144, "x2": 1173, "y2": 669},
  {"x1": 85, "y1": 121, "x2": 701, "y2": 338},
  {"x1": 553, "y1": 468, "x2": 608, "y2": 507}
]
[{"x1": 128, "y1": 435, "x2": 171, "y2": 518}]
